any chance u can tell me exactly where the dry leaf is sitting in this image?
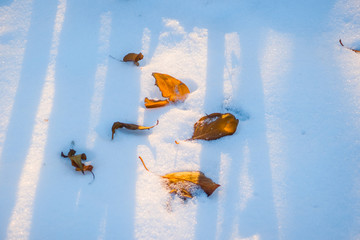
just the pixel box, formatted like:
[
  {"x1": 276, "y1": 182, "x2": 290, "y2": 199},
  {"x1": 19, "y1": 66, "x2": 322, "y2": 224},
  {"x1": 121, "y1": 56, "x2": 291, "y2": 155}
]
[
  {"x1": 139, "y1": 156, "x2": 220, "y2": 199},
  {"x1": 339, "y1": 39, "x2": 360, "y2": 53},
  {"x1": 177, "y1": 113, "x2": 239, "y2": 143},
  {"x1": 111, "y1": 120, "x2": 159, "y2": 140},
  {"x1": 144, "y1": 73, "x2": 190, "y2": 108},
  {"x1": 61, "y1": 149, "x2": 95, "y2": 181},
  {"x1": 144, "y1": 97, "x2": 170, "y2": 108},
  {"x1": 123, "y1": 52, "x2": 144, "y2": 66}
]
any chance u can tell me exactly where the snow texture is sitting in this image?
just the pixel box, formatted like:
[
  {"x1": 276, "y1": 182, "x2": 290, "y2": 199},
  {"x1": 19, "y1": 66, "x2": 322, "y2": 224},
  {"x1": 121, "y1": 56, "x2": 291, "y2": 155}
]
[{"x1": 1, "y1": 0, "x2": 360, "y2": 239}]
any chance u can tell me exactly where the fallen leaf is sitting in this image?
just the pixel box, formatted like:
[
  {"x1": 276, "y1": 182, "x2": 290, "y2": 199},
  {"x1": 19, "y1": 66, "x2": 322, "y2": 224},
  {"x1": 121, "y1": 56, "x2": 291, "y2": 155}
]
[
  {"x1": 177, "y1": 113, "x2": 239, "y2": 143},
  {"x1": 111, "y1": 120, "x2": 159, "y2": 140},
  {"x1": 144, "y1": 73, "x2": 190, "y2": 108},
  {"x1": 339, "y1": 39, "x2": 360, "y2": 53},
  {"x1": 123, "y1": 52, "x2": 144, "y2": 66},
  {"x1": 138, "y1": 156, "x2": 220, "y2": 199},
  {"x1": 61, "y1": 149, "x2": 95, "y2": 181},
  {"x1": 144, "y1": 97, "x2": 170, "y2": 108}
]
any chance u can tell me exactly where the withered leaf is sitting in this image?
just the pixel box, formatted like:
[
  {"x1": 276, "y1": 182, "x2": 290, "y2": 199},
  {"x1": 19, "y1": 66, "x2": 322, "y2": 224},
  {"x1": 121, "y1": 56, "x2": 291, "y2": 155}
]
[
  {"x1": 339, "y1": 39, "x2": 360, "y2": 53},
  {"x1": 144, "y1": 73, "x2": 190, "y2": 108},
  {"x1": 162, "y1": 171, "x2": 220, "y2": 198},
  {"x1": 139, "y1": 156, "x2": 220, "y2": 199},
  {"x1": 144, "y1": 97, "x2": 170, "y2": 108},
  {"x1": 111, "y1": 120, "x2": 159, "y2": 140},
  {"x1": 61, "y1": 149, "x2": 95, "y2": 181},
  {"x1": 123, "y1": 52, "x2": 144, "y2": 66},
  {"x1": 177, "y1": 113, "x2": 239, "y2": 143}
]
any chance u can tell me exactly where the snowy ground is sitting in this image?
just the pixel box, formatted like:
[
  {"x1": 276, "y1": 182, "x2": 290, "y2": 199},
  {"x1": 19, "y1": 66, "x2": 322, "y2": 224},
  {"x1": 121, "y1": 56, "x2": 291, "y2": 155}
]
[{"x1": 1, "y1": 0, "x2": 360, "y2": 239}]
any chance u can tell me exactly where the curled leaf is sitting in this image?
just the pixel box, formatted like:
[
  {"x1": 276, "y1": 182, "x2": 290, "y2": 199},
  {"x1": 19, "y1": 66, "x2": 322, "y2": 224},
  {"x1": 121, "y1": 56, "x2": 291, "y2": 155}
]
[
  {"x1": 111, "y1": 120, "x2": 159, "y2": 140},
  {"x1": 138, "y1": 156, "x2": 220, "y2": 199},
  {"x1": 339, "y1": 39, "x2": 360, "y2": 53},
  {"x1": 123, "y1": 52, "x2": 144, "y2": 66},
  {"x1": 144, "y1": 97, "x2": 170, "y2": 108},
  {"x1": 144, "y1": 73, "x2": 190, "y2": 108},
  {"x1": 178, "y1": 113, "x2": 239, "y2": 143},
  {"x1": 61, "y1": 149, "x2": 95, "y2": 181}
]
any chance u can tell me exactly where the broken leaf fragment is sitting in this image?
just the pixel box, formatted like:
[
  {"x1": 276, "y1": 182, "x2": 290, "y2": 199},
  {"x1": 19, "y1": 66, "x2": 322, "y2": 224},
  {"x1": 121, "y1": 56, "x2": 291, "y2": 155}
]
[
  {"x1": 111, "y1": 120, "x2": 159, "y2": 140},
  {"x1": 339, "y1": 39, "x2": 360, "y2": 53},
  {"x1": 144, "y1": 97, "x2": 170, "y2": 108},
  {"x1": 177, "y1": 113, "x2": 239, "y2": 143},
  {"x1": 61, "y1": 149, "x2": 95, "y2": 181},
  {"x1": 144, "y1": 73, "x2": 190, "y2": 108},
  {"x1": 138, "y1": 156, "x2": 220, "y2": 199},
  {"x1": 123, "y1": 52, "x2": 144, "y2": 66}
]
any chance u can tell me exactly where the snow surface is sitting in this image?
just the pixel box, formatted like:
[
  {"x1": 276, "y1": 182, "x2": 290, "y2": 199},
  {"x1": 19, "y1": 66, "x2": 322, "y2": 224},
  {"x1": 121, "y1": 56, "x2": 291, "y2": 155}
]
[{"x1": 1, "y1": 0, "x2": 360, "y2": 239}]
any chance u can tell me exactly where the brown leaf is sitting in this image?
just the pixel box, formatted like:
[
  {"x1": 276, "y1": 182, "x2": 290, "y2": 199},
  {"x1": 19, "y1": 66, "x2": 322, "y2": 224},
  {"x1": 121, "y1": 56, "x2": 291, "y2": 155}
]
[
  {"x1": 111, "y1": 120, "x2": 159, "y2": 140},
  {"x1": 339, "y1": 39, "x2": 360, "y2": 53},
  {"x1": 61, "y1": 149, "x2": 95, "y2": 180},
  {"x1": 177, "y1": 113, "x2": 239, "y2": 142},
  {"x1": 123, "y1": 52, "x2": 144, "y2": 66},
  {"x1": 144, "y1": 73, "x2": 190, "y2": 108},
  {"x1": 138, "y1": 156, "x2": 220, "y2": 199},
  {"x1": 162, "y1": 171, "x2": 220, "y2": 198},
  {"x1": 144, "y1": 97, "x2": 170, "y2": 108}
]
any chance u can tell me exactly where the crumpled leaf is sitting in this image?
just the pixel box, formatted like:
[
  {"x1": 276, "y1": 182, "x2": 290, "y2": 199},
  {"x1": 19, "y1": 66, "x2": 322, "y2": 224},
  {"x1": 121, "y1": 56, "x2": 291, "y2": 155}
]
[
  {"x1": 177, "y1": 113, "x2": 239, "y2": 143},
  {"x1": 144, "y1": 73, "x2": 190, "y2": 108},
  {"x1": 61, "y1": 149, "x2": 95, "y2": 181},
  {"x1": 339, "y1": 39, "x2": 360, "y2": 53},
  {"x1": 111, "y1": 120, "x2": 159, "y2": 140},
  {"x1": 138, "y1": 156, "x2": 220, "y2": 199},
  {"x1": 123, "y1": 52, "x2": 144, "y2": 66}
]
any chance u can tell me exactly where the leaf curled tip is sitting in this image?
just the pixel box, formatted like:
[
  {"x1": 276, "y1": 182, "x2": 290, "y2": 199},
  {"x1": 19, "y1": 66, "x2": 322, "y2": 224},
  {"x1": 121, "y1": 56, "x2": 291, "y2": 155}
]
[
  {"x1": 138, "y1": 156, "x2": 150, "y2": 172},
  {"x1": 339, "y1": 39, "x2": 360, "y2": 53},
  {"x1": 339, "y1": 39, "x2": 344, "y2": 46}
]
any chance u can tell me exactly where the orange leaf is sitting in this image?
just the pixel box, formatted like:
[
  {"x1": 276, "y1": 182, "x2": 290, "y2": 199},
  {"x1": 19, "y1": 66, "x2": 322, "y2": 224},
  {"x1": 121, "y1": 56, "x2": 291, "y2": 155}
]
[
  {"x1": 152, "y1": 72, "x2": 190, "y2": 102},
  {"x1": 183, "y1": 113, "x2": 239, "y2": 142},
  {"x1": 339, "y1": 39, "x2": 360, "y2": 53},
  {"x1": 144, "y1": 97, "x2": 170, "y2": 108},
  {"x1": 111, "y1": 120, "x2": 159, "y2": 140},
  {"x1": 123, "y1": 52, "x2": 144, "y2": 66}
]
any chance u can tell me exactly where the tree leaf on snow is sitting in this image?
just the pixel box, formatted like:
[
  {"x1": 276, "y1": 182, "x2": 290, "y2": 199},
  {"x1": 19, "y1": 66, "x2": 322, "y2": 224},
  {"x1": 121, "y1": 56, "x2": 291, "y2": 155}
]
[
  {"x1": 177, "y1": 113, "x2": 239, "y2": 143},
  {"x1": 339, "y1": 39, "x2": 360, "y2": 53},
  {"x1": 139, "y1": 156, "x2": 220, "y2": 199},
  {"x1": 144, "y1": 73, "x2": 190, "y2": 108},
  {"x1": 61, "y1": 149, "x2": 95, "y2": 181},
  {"x1": 111, "y1": 120, "x2": 159, "y2": 140},
  {"x1": 144, "y1": 97, "x2": 170, "y2": 108},
  {"x1": 123, "y1": 52, "x2": 144, "y2": 66}
]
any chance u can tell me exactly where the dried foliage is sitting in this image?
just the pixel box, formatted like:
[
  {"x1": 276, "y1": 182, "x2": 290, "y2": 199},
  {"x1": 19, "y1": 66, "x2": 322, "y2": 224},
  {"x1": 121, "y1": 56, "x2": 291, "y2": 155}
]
[
  {"x1": 145, "y1": 73, "x2": 190, "y2": 108},
  {"x1": 111, "y1": 120, "x2": 159, "y2": 140},
  {"x1": 144, "y1": 97, "x2": 170, "y2": 108},
  {"x1": 339, "y1": 39, "x2": 360, "y2": 53},
  {"x1": 176, "y1": 113, "x2": 239, "y2": 143},
  {"x1": 123, "y1": 52, "x2": 144, "y2": 66},
  {"x1": 139, "y1": 156, "x2": 220, "y2": 199},
  {"x1": 61, "y1": 149, "x2": 95, "y2": 181}
]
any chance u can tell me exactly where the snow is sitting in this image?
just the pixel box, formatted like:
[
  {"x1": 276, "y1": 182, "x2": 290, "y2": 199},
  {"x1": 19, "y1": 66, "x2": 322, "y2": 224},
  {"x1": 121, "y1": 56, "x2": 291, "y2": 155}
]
[{"x1": 1, "y1": 0, "x2": 360, "y2": 239}]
